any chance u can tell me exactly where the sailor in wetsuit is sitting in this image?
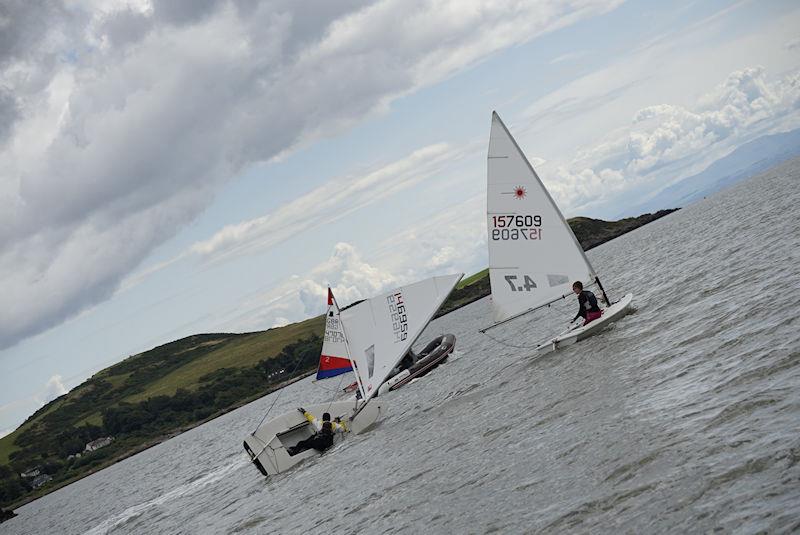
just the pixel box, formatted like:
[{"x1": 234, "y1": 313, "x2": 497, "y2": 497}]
[
  {"x1": 287, "y1": 409, "x2": 347, "y2": 455},
  {"x1": 572, "y1": 281, "x2": 603, "y2": 326}
]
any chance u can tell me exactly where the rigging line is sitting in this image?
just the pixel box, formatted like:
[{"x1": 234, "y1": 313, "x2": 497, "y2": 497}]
[
  {"x1": 480, "y1": 328, "x2": 542, "y2": 350},
  {"x1": 324, "y1": 372, "x2": 348, "y2": 414},
  {"x1": 251, "y1": 355, "x2": 310, "y2": 435}
]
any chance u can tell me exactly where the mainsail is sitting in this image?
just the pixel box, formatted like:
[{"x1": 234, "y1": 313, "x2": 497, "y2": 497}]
[
  {"x1": 487, "y1": 112, "x2": 596, "y2": 326},
  {"x1": 341, "y1": 274, "x2": 462, "y2": 403},
  {"x1": 315, "y1": 288, "x2": 353, "y2": 380}
]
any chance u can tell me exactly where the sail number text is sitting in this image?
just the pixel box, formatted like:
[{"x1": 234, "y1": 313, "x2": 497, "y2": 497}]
[
  {"x1": 387, "y1": 292, "x2": 408, "y2": 342},
  {"x1": 504, "y1": 274, "x2": 537, "y2": 292},
  {"x1": 491, "y1": 214, "x2": 542, "y2": 241},
  {"x1": 324, "y1": 317, "x2": 345, "y2": 343}
]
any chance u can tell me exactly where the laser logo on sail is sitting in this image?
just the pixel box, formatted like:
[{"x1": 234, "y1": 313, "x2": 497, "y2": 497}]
[{"x1": 387, "y1": 292, "x2": 408, "y2": 342}]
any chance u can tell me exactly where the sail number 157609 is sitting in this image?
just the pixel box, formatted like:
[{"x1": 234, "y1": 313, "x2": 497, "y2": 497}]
[{"x1": 491, "y1": 214, "x2": 542, "y2": 241}]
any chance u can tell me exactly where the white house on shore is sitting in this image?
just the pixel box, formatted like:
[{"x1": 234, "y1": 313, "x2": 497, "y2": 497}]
[
  {"x1": 84, "y1": 436, "x2": 114, "y2": 452},
  {"x1": 20, "y1": 467, "x2": 41, "y2": 479}
]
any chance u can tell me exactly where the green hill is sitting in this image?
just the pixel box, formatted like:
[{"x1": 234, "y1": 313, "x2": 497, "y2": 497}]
[
  {"x1": 0, "y1": 316, "x2": 324, "y2": 507},
  {"x1": 0, "y1": 208, "x2": 677, "y2": 508}
]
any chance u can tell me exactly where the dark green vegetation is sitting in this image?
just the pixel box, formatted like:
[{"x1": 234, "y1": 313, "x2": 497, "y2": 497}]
[
  {"x1": 0, "y1": 319, "x2": 324, "y2": 508},
  {"x1": 0, "y1": 209, "x2": 676, "y2": 508},
  {"x1": 567, "y1": 209, "x2": 679, "y2": 250}
]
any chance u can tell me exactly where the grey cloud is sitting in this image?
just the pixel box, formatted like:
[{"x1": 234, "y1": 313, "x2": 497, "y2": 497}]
[
  {"x1": 0, "y1": 87, "x2": 19, "y2": 144},
  {"x1": 152, "y1": 0, "x2": 222, "y2": 26},
  {"x1": 100, "y1": 9, "x2": 154, "y2": 48},
  {"x1": 0, "y1": 1, "x2": 72, "y2": 67},
  {"x1": 0, "y1": 0, "x2": 619, "y2": 350}
]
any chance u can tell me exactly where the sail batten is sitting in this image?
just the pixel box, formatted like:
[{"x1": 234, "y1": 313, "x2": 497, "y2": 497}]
[{"x1": 487, "y1": 112, "x2": 596, "y2": 325}]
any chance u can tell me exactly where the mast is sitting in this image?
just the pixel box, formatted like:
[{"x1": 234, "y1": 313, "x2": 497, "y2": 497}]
[{"x1": 333, "y1": 290, "x2": 368, "y2": 402}]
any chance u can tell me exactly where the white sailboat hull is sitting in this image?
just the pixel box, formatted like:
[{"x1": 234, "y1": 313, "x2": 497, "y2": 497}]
[
  {"x1": 536, "y1": 293, "x2": 634, "y2": 354},
  {"x1": 243, "y1": 400, "x2": 385, "y2": 477}
]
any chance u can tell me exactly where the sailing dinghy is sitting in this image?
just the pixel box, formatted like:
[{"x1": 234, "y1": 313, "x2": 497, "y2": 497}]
[
  {"x1": 243, "y1": 273, "x2": 462, "y2": 477},
  {"x1": 480, "y1": 112, "x2": 632, "y2": 354}
]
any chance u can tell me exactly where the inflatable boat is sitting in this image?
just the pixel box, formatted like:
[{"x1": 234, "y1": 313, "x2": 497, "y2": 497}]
[{"x1": 378, "y1": 333, "x2": 456, "y2": 395}]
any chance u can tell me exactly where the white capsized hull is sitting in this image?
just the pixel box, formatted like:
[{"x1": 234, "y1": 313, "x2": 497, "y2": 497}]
[
  {"x1": 243, "y1": 399, "x2": 385, "y2": 477},
  {"x1": 536, "y1": 293, "x2": 634, "y2": 354}
]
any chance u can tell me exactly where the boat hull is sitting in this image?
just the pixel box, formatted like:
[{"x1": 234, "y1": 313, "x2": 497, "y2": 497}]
[
  {"x1": 243, "y1": 399, "x2": 385, "y2": 477},
  {"x1": 537, "y1": 293, "x2": 633, "y2": 354}
]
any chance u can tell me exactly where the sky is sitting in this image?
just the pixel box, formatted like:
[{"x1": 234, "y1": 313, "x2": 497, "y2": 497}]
[{"x1": 1, "y1": 0, "x2": 799, "y2": 437}]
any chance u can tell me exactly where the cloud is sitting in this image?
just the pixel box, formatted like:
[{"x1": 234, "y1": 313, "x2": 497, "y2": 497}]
[
  {"x1": 40, "y1": 374, "x2": 68, "y2": 404},
  {"x1": 188, "y1": 142, "x2": 459, "y2": 262},
  {"x1": 549, "y1": 50, "x2": 590, "y2": 64},
  {"x1": 213, "y1": 241, "x2": 400, "y2": 332},
  {"x1": 215, "y1": 192, "x2": 489, "y2": 334},
  {"x1": 0, "y1": 375, "x2": 69, "y2": 434},
  {"x1": 297, "y1": 242, "x2": 399, "y2": 316},
  {"x1": 533, "y1": 66, "x2": 800, "y2": 214},
  {"x1": 0, "y1": 0, "x2": 620, "y2": 349},
  {"x1": 784, "y1": 37, "x2": 800, "y2": 51}
]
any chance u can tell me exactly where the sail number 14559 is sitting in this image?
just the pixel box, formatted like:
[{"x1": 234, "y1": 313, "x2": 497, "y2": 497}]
[{"x1": 491, "y1": 214, "x2": 542, "y2": 241}]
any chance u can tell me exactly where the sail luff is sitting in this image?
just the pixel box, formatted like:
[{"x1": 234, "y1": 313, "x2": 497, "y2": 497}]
[
  {"x1": 487, "y1": 111, "x2": 597, "y2": 323},
  {"x1": 491, "y1": 111, "x2": 597, "y2": 278}
]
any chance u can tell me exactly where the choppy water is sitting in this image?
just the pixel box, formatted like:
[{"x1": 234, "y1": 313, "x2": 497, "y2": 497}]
[{"x1": 6, "y1": 160, "x2": 800, "y2": 534}]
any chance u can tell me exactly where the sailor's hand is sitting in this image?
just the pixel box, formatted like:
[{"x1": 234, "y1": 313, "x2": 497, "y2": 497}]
[{"x1": 297, "y1": 407, "x2": 306, "y2": 414}]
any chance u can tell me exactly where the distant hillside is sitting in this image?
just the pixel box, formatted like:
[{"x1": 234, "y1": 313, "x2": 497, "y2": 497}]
[
  {"x1": 0, "y1": 316, "x2": 324, "y2": 507},
  {"x1": 627, "y1": 128, "x2": 800, "y2": 216},
  {"x1": 0, "y1": 208, "x2": 677, "y2": 508}
]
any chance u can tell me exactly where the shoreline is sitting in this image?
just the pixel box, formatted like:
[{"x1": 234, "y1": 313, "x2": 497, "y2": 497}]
[
  {"x1": 5, "y1": 207, "x2": 680, "y2": 510},
  {"x1": 8, "y1": 370, "x2": 315, "y2": 510}
]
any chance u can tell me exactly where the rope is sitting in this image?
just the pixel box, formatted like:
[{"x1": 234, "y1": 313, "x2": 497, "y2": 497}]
[
  {"x1": 480, "y1": 328, "x2": 543, "y2": 350},
  {"x1": 324, "y1": 372, "x2": 348, "y2": 414},
  {"x1": 251, "y1": 356, "x2": 310, "y2": 435}
]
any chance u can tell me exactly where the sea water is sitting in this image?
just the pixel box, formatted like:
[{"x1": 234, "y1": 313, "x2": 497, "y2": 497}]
[{"x1": 6, "y1": 159, "x2": 800, "y2": 534}]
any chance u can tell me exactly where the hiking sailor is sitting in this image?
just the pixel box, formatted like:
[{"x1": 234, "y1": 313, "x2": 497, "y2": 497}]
[
  {"x1": 571, "y1": 281, "x2": 603, "y2": 326},
  {"x1": 287, "y1": 409, "x2": 347, "y2": 455}
]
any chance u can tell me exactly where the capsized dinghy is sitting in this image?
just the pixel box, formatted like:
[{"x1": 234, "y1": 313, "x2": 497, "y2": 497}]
[
  {"x1": 243, "y1": 273, "x2": 463, "y2": 477},
  {"x1": 480, "y1": 112, "x2": 633, "y2": 352}
]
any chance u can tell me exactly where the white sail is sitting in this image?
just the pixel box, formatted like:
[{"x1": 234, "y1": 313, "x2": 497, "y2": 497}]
[
  {"x1": 487, "y1": 112, "x2": 596, "y2": 325},
  {"x1": 341, "y1": 274, "x2": 462, "y2": 403}
]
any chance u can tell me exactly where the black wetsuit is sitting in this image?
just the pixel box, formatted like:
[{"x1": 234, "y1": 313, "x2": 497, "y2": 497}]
[
  {"x1": 573, "y1": 290, "x2": 601, "y2": 322},
  {"x1": 289, "y1": 421, "x2": 334, "y2": 454}
]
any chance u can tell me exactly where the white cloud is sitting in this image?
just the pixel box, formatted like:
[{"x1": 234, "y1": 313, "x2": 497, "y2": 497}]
[
  {"x1": 784, "y1": 37, "x2": 800, "y2": 51},
  {"x1": 215, "y1": 193, "x2": 489, "y2": 334},
  {"x1": 188, "y1": 143, "x2": 459, "y2": 263},
  {"x1": 0, "y1": 0, "x2": 620, "y2": 349},
  {"x1": 40, "y1": 374, "x2": 68, "y2": 404},
  {"x1": 212, "y1": 241, "x2": 400, "y2": 333},
  {"x1": 533, "y1": 66, "x2": 800, "y2": 215},
  {"x1": 549, "y1": 50, "x2": 590, "y2": 64},
  {"x1": 298, "y1": 242, "x2": 399, "y2": 315},
  {"x1": 0, "y1": 375, "x2": 70, "y2": 434}
]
